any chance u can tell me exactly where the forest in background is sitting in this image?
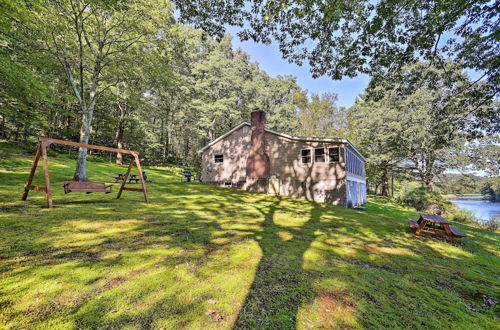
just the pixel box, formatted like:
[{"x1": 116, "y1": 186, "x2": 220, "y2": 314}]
[{"x1": 1, "y1": 0, "x2": 498, "y2": 199}]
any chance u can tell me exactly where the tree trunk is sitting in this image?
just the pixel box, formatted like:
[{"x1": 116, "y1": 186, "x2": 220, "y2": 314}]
[
  {"x1": 116, "y1": 139, "x2": 123, "y2": 165},
  {"x1": 163, "y1": 122, "x2": 171, "y2": 164},
  {"x1": 160, "y1": 117, "x2": 167, "y2": 162},
  {"x1": 424, "y1": 155, "x2": 434, "y2": 191},
  {"x1": 208, "y1": 116, "x2": 217, "y2": 141},
  {"x1": 14, "y1": 125, "x2": 19, "y2": 141},
  {"x1": 74, "y1": 106, "x2": 94, "y2": 181},
  {"x1": 380, "y1": 170, "x2": 389, "y2": 196},
  {"x1": 425, "y1": 177, "x2": 434, "y2": 191},
  {"x1": 391, "y1": 172, "x2": 394, "y2": 197},
  {"x1": 0, "y1": 114, "x2": 5, "y2": 138},
  {"x1": 208, "y1": 128, "x2": 214, "y2": 142},
  {"x1": 115, "y1": 102, "x2": 126, "y2": 165},
  {"x1": 184, "y1": 137, "x2": 190, "y2": 162}
]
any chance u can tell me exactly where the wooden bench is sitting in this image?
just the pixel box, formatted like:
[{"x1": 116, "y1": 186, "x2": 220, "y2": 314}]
[
  {"x1": 114, "y1": 174, "x2": 125, "y2": 182},
  {"x1": 408, "y1": 218, "x2": 419, "y2": 231},
  {"x1": 63, "y1": 181, "x2": 113, "y2": 194},
  {"x1": 128, "y1": 174, "x2": 140, "y2": 184},
  {"x1": 449, "y1": 225, "x2": 466, "y2": 238}
]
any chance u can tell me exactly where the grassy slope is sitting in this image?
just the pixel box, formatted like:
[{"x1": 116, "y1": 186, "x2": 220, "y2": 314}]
[{"x1": 0, "y1": 149, "x2": 498, "y2": 329}]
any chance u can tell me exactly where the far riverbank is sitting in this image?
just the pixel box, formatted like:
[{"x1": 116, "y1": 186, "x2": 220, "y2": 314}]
[{"x1": 447, "y1": 195, "x2": 500, "y2": 223}]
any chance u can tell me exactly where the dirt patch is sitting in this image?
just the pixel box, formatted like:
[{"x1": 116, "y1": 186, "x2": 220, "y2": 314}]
[
  {"x1": 99, "y1": 277, "x2": 126, "y2": 292},
  {"x1": 312, "y1": 289, "x2": 358, "y2": 328},
  {"x1": 129, "y1": 300, "x2": 146, "y2": 313}
]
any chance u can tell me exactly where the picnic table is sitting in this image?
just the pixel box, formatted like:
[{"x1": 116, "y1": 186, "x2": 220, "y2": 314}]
[
  {"x1": 408, "y1": 214, "x2": 466, "y2": 242},
  {"x1": 113, "y1": 173, "x2": 140, "y2": 184}
]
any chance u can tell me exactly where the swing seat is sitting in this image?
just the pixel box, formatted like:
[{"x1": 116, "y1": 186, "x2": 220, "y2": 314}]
[{"x1": 63, "y1": 181, "x2": 113, "y2": 194}]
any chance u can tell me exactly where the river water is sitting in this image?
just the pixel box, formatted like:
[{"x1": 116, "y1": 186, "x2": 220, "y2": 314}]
[{"x1": 448, "y1": 195, "x2": 500, "y2": 223}]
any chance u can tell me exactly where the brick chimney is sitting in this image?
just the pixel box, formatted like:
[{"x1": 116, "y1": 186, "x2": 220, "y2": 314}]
[{"x1": 246, "y1": 110, "x2": 270, "y2": 179}]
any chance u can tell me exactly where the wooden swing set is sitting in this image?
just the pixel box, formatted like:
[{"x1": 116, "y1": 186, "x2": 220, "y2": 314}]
[{"x1": 22, "y1": 137, "x2": 148, "y2": 208}]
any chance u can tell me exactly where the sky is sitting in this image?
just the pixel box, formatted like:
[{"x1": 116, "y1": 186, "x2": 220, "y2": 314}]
[{"x1": 226, "y1": 27, "x2": 369, "y2": 108}]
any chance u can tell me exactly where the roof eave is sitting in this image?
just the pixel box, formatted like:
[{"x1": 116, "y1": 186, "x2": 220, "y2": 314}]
[{"x1": 197, "y1": 122, "x2": 250, "y2": 154}]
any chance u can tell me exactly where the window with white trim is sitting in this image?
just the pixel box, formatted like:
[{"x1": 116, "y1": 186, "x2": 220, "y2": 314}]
[
  {"x1": 314, "y1": 148, "x2": 326, "y2": 163},
  {"x1": 301, "y1": 149, "x2": 311, "y2": 164},
  {"x1": 328, "y1": 147, "x2": 340, "y2": 162},
  {"x1": 214, "y1": 154, "x2": 224, "y2": 163}
]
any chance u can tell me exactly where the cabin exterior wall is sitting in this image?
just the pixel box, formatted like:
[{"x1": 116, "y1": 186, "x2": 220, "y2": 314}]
[
  {"x1": 199, "y1": 110, "x2": 365, "y2": 207},
  {"x1": 200, "y1": 125, "x2": 250, "y2": 185},
  {"x1": 263, "y1": 132, "x2": 347, "y2": 205},
  {"x1": 200, "y1": 126, "x2": 349, "y2": 205}
]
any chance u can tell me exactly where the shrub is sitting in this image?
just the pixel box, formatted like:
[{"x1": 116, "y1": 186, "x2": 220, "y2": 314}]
[
  {"x1": 401, "y1": 187, "x2": 454, "y2": 215},
  {"x1": 450, "y1": 209, "x2": 476, "y2": 224},
  {"x1": 481, "y1": 178, "x2": 500, "y2": 202},
  {"x1": 481, "y1": 217, "x2": 500, "y2": 231}
]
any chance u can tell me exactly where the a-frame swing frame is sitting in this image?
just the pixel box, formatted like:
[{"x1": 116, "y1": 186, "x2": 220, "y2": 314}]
[{"x1": 22, "y1": 137, "x2": 149, "y2": 208}]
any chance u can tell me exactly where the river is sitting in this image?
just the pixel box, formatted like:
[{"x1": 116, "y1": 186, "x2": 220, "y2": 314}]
[{"x1": 448, "y1": 195, "x2": 500, "y2": 223}]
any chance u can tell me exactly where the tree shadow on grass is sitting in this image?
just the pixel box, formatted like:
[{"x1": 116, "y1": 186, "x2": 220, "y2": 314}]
[
  {"x1": 234, "y1": 198, "x2": 325, "y2": 329},
  {"x1": 3, "y1": 167, "x2": 499, "y2": 329}
]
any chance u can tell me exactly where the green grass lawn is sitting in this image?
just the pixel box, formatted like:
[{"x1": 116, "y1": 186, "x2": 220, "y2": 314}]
[{"x1": 0, "y1": 148, "x2": 499, "y2": 329}]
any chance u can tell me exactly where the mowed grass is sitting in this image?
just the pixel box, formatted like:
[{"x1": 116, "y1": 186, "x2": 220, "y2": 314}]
[{"x1": 0, "y1": 148, "x2": 499, "y2": 329}]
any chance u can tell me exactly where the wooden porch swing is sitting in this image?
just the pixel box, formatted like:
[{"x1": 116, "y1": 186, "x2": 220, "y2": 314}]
[{"x1": 21, "y1": 137, "x2": 148, "y2": 208}]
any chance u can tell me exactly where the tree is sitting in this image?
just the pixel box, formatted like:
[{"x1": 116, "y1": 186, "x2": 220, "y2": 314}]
[
  {"x1": 0, "y1": 0, "x2": 61, "y2": 141},
  {"x1": 3, "y1": 2, "x2": 316, "y2": 168},
  {"x1": 481, "y1": 178, "x2": 500, "y2": 202},
  {"x1": 436, "y1": 173, "x2": 486, "y2": 195},
  {"x1": 170, "y1": 32, "x2": 307, "y2": 163},
  {"x1": 174, "y1": 0, "x2": 499, "y2": 95},
  {"x1": 349, "y1": 62, "x2": 496, "y2": 191},
  {"x1": 30, "y1": 0, "x2": 172, "y2": 180},
  {"x1": 347, "y1": 96, "x2": 402, "y2": 196},
  {"x1": 464, "y1": 135, "x2": 500, "y2": 177},
  {"x1": 253, "y1": 74, "x2": 306, "y2": 135},
  {"x1": 297, "y1": 92, "x2": 347, "y2": 138},
  {"x1": 80, "y1": 27, "x2": 308, "y2": 167}
]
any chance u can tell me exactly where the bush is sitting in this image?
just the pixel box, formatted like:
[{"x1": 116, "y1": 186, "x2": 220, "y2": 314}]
[
  {"x1": 401, "y1": 187, "x2": 454, "y2": 215},
  {"x1": 450, "y1": 209, "x2": 476, "y2": 224},
  {"x1": 481, "y1": 217, "x2": 500, "y2": 231},
  {"x1": 481, "y1": 178, "x2": 500, "y2": 202}
]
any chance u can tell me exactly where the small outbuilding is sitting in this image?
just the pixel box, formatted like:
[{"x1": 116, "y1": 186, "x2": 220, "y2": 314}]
[{"x1": 197, "y1": 111, "x2": 367, "y2": 207}]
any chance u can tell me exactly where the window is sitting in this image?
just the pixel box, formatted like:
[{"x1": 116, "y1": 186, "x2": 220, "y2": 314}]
[
  {"x1": 314, "y1": 148, "x2": 326, "y2": 163},
  {"x1": 214, "y1": 154, "x2": 224, "y2": 163},
  {"x1": 301, "y1": 149, "x2": 311, "y2": 164},
  {"x1": 328, "y1": 147, "x2": 340, "y2": 162}
]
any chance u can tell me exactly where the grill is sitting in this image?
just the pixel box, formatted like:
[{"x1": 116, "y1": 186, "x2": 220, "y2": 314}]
[{"x1": 181, "y1": 170, "x2": 193, "y2": 182}]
